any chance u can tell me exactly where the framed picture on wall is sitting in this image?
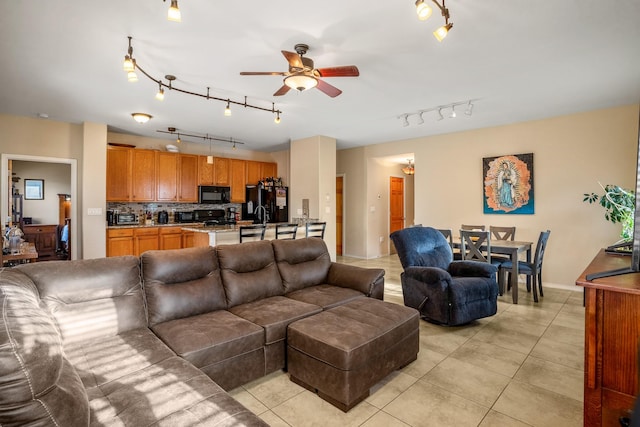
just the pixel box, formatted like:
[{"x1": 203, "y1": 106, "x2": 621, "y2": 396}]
[
  {"x1": 24, "y1": 179, "x2": 44, "y2": 200},
  {"x1": 483, "y1": 153, "x2": 534, "y2": 214}
]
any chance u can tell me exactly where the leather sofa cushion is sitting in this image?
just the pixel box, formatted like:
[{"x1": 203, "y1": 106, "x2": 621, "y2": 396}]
[
  {"x1": 272, "y1": 238, "x2": 331, "y2": 293},
  {"x1": 0, "y1": 269, "x2": 89, "y2": 426},
  {"x1": 217, "y1": 240, "x2": 285, "y2": 307},
  {"x1": 17, "y1": 256, "x2": 146, "y2": 345},
  {"x1": 229, "y1": 296, "x2": 321, "y2": 344},
  {"x1": 141, "y1": 247, "x2": 227, "y2": 326},
  {"x1": 286, "y1": 284, "x2": 365, "y2": 309},
  {"x1": 151, "y1": 310, "x2": 264, "y2": 368},
  {"x1": 64, "y1": 326, "x2": 266, "y2": 426},
  {"x1": 287, "y1": 298, "x2": 419, "y2": 370}
]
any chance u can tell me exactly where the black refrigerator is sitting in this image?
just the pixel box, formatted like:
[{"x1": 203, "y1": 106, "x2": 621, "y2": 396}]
[{"x1": 242, "y1": 185, "x2": 289, "y2": 223}]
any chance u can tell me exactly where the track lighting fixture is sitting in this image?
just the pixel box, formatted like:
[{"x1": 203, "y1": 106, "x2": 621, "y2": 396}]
[
  {"x1": 156, "y1": 128, "x2": 245, "y2": 150},
  {"x1": 122, "y1": 36, "x2": 283, "y2": 123},
  {"x1": 414, "y1": 0, "x2": 454, "y2": 42},
  {"x1": 155, "y1": 84, "x2": 165, "y2": 101},
  {"x1": 165, "y1": 0, "x2": 181, "y2": 22},
  {"x1": 131, "y1": 113, "x2": 152, "y2": 124},
  {"x1": 398, "y1": 99, "x2": 478, "y2": 127},
  {"x1": 465, "y1": 100, "x2": 474, "y2": 116}
]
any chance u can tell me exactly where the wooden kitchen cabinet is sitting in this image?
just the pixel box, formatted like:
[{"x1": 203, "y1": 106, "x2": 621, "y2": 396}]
[
  {"x1": 106, "y1": 146, "x2": 131, "y2": 201},
  {"x1": 159, "y1": 226, "x2": 183, "y2": 250},
  {"x1": 131, "y1": 149, "x2": 156, "y2": 202},
  {"x1": 576, "y1": 250, "x2": 640, "y2": 426},
  {"x1": 198, "y1": 155, "x2": 215, "y2": 185},
  {"x1": 134, "y1": 227, "x2": 159, "y2": 255},
  {"x1": 229, "y1": 159, "x2": 247, "y2": 203},
  {"x1": 182, "y1": 230, "x2": 194, "y2": 248},
  {"x1": 246, "y1": 160, "x2": 262, "y2": 185},
  {"x1": 156, "y1": 152, "x2": 178, "y2": 201},
  {"x1": 22, "y1": 224, "x2": 58, "y2": 261},
  {"x1": 214, "y1": 157, "x2": 230, "y2": 186},
  {"x1": 106, "y1": 228, "x2": 134, "y2": 257},
  {"x1": 262, "y1": 162, "x2": 277, "y2": 180},
  {"x1": 179, "y1": 154, "x2": 199, "y2": 202}
]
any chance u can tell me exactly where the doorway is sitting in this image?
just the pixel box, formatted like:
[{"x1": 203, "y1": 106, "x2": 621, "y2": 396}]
[
  {"x1": 336, "y1": 175, "x2": 344, "y2": 256},
  {"x1": 1, "y1": 154, "x2": 78, "y2": 260},
  {"x1": 389, "y1": 176, "x2": 405, "y2": 254}
]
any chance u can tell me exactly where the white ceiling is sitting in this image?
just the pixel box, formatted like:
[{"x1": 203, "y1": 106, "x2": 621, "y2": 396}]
[{"x1": 1, "y1": 1, "x2": 639, "y2": 152}]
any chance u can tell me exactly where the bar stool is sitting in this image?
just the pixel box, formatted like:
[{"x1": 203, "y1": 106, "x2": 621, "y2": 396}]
[
  {"x1": 239, "y1": 225, "x2": 266, "y2": 243},
  {"x1": 305, "y1": 222, "x2": 326, "y2": 239}
]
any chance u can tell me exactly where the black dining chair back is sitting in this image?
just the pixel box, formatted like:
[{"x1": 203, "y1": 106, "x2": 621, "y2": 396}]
[
  {"x1": 490, "y1": 226, "x2": 516, "y2": 241},
  {"x1": 275, "y1": 223, "x2": 298, "y2": 240},
  {"x1": 499, "y1": 230, "x2": 551, "y2": 302},
  {"x1": 460, "y1": 230, "x2": 492, "y2": 263},
  {"x1": 305, "y1": 222, "x2": 326, "y2": 239},
  {"x1": 239, "y1": 225, "x2": 266, "y2": 243}
]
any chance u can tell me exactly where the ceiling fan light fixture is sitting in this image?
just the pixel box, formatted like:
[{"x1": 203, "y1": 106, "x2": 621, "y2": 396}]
[
  {"x1": 415, "y1": 0, "x2": 433, "y2": 20},
  {"x1": 284, "y1": 74, "x2": 318, "y2": 92},
  {"x1": 433, "y1": 23, "x2": 453, "y2": 42},
  {"x1": 131, "y1": 113, "x2": 152, "y2": 124},
  {"x1": 167, "y1": 0, "x2": 181, "y2": 22}
]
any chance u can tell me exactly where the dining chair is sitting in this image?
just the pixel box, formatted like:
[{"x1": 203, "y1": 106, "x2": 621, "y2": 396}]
[
  {"x1": 275, "y1": 223, "x2": 298, "y2": 240},
  {"x1": 499, "y1": 230, "x2": 551, "y2": 303},
  {"x1": 461, "y1": 224, "x2": 485, "y2": 231},
  {"x1": 489, "y1": 226, "x2": 516, "y2": 264},
  {"x1": 239, "y1": 225, "x2": 266, "y2": 243},
  {"x1": 490, "y1": 226, "x2": 516, "y2": 241},
  {"x1": 305, "y1": 222, "x2": 326, "y2": 239},
  {"x1": 460, "y1": 230, "x2": 493, "y2": 263},
  {"x1": 437, "y1": 228, "x2": 461, "y2": 260}
]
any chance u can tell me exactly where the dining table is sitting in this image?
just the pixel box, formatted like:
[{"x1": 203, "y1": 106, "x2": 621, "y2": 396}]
[
  {"x1": 453, "y1": 239, "x2": 532, "y2": 304},
  {"x1": 1, "y1": 243, "x2": 39, "y2": 266}
]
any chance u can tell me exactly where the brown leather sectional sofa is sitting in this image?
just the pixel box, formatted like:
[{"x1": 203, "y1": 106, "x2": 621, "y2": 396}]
[{"x1": 0, "y1": 237, "x2": 385, "y2": 426}]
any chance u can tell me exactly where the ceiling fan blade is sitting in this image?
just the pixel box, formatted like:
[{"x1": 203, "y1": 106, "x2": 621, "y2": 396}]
[
  {"x1": 240, "y1": 71, "x2": 286, "y2": 76},
  {"x1": 281, "y1": 50, "x2": 303, "y2": 69},
  {"x1": 316, "y1": 66, "x2": 360, "y2": 77},
  {"x1": 273, "y1": 85, "x2": 291, "y2": 96},
  {"x1": 316, "y1": 79, "x2": 342, "y2": 98}
]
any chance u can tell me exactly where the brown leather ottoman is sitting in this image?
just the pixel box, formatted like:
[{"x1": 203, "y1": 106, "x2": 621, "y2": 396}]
[{"x1": 287, "y1": 298, "x2": 419, "y2": 411}]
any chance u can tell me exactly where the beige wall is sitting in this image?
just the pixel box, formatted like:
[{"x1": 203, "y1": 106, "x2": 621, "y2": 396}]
[
  {"x1": 337, "y1": 104, "x2": 640, "y2": 286},
  {"x1": 82, "y1": 123, "x2": 107, "y2": 259}
]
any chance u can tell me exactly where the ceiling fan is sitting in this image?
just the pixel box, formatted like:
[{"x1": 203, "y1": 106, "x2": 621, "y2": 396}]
[{"x1": 240, "y1": 43, "x2": 359, "y2": 98}]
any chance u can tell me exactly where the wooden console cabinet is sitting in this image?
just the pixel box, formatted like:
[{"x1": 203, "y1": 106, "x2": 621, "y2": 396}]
[
  {"x1": 576, "y1": 250, "x2": 640, "y2": 426},
  {"x1": 22, "y1": 224, "x2": 58, "y2": 261}
]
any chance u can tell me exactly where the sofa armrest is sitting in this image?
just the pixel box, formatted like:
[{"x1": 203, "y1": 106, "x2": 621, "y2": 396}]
[
  {"x1": 327, "y1": 263, "x2": 385, "y2": 299},
  {"x1": 448, "y1": 260, "x2": 497, "y2": 278}
]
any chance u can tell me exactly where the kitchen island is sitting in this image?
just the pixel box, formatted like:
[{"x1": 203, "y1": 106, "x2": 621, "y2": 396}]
[{"x1": 181, "y1": 222, "x2": 311, "y2": 247}]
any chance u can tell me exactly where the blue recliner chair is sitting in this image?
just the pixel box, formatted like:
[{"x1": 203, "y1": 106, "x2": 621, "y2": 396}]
[{"x1": 390, "y1": 226, "x2": 499, "y2": 326}]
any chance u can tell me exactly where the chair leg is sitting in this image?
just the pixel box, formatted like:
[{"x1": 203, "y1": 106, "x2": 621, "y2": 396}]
[
  {"x1": 497, "y1": 269, "x2": 504, "y2": 296},
  {"x1": 531, "y1": 275, "x2": 539, "y2": 303},
  {"x1": 538, "y1": 272, "x2": 544, "y2": 297}
]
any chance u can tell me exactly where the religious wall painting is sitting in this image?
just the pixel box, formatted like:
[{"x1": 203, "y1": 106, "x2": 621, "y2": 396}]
[{"x1": 483, "y1": 153, "x2": 534, "y2": 214}]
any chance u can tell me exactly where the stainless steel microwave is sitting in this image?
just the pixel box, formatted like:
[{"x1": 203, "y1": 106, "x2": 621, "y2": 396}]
[{"x1": 198, "y1": 186, "x2": 230, "y2": 204}]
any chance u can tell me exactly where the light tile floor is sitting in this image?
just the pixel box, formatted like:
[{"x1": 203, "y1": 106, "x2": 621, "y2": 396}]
[{"x1": 229, "y1": 255, "x2": 584, "y2": 427}]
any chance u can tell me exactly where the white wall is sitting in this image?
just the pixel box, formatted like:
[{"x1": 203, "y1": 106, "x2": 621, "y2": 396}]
[{"x1": 337, "y1": 104, "x2": 640, "y2": 286}]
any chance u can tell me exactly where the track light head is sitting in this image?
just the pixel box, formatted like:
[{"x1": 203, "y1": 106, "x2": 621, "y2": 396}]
[
  {"x1": 415, "y1": 0, "x2": 432, "y2": 20},
  {"x1": 417, "y1": 112, "x2": 425, "y2": 125},
  {"x1": 224, "y1": 101, "x2": 231, "y2": 117},
  {"x1": 450, "y1": 106, "x2": 456, "y2": 118},
  {"x1": 465, "y1": 101, "x2": 473, "y2": 116},
  {"x1": 434, "y1": 22, "x2": 453, "y2": 42},
  {"x1": 167, "y1": 0, "x2": 181, "y2": 22},
  {"x1": 155, "y1": 85, "x2": 165, "y2": 101}
]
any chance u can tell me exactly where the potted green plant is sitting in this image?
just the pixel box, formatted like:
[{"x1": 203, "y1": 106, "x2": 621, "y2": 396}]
[{"x1": 584, "y1": 183, "x2": 636, "y2": 242}]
